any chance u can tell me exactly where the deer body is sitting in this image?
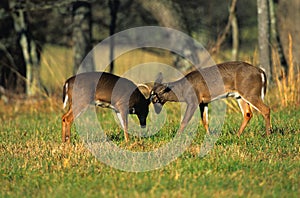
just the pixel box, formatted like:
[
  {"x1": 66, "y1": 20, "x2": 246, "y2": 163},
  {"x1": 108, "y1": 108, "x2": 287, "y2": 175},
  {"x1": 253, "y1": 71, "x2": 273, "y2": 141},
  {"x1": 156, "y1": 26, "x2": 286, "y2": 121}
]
[
  {"x1": 151, "y1": 61, "x2": 271, "y2": 136},
  {"x1": 62, "y1": 72, "x2": 150, "y2": 143}
]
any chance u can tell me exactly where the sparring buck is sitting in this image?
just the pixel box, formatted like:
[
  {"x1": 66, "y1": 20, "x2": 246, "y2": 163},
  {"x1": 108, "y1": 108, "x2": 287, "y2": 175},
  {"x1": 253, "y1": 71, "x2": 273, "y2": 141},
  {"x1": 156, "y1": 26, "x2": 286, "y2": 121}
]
[
  {"x1": 150, "y1": 61, "x2": 271, "y2": 136},
  {"x1": 62, "y1": 72, "x2": 150, "y2": 143}
]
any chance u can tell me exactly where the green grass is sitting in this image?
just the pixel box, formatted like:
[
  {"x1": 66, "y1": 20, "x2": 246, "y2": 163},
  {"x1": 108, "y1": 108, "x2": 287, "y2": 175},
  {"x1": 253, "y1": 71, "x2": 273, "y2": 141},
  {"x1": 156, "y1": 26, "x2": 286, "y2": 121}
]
[
  {"x1": 1, "y1": 45, "x2": 299, "y2": 197},
  {"x1": 0, "y1": 100, "x2": 299, "y2": 197}
]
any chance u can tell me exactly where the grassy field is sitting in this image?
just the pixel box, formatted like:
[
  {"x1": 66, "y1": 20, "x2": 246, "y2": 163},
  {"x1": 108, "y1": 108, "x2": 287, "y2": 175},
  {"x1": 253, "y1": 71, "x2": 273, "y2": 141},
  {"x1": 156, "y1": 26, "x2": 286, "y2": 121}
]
[
  {"x1": 1, "y1": 45, "x2": 300, "y2": 197},
  {"x1": 0, "y1": 99, "x2": 299, "y2": 197}
]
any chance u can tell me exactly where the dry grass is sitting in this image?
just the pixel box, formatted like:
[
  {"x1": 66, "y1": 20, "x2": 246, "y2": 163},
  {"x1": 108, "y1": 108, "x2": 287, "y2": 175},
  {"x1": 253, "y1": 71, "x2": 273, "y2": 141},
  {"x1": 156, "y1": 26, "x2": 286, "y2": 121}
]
[
  {"x1": 40, "y1": 41, "x2": 299, "y2": 111},
  {"x1": 2, "y1": 43, "x2": 298, "y2": 197},
  {"x1": 273, "y1": 34, "x2": 300, "y2": 107},
  {"x1": 40, "y1": 44, "x2": 74, "y2": 95}
]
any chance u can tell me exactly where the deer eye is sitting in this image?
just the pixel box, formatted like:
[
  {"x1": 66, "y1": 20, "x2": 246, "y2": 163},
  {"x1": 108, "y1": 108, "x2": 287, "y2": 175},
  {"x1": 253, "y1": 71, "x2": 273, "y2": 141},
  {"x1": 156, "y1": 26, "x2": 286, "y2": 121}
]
[
  {"x1": 130, "y1": 108, "x2": 135, "y2": 114},
  {"x1": 158, "y1": 88, "x2": 165, "y2": 94}
]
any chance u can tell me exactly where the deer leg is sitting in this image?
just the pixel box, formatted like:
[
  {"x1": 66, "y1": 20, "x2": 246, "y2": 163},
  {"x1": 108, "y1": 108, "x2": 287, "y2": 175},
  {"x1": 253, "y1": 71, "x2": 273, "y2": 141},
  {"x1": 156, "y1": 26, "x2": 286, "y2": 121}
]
[
  {"x1": 116, "y1": 112, "x2": 125, "y2": 129},
  {"x1": 118, "y1": 110, "x2": 129, "y2": 142},
  {"x1": 179, "y1": 103, "x2": 197, "y2": 133},
  {"x1": 62, "y1": 102, "x2": 88, "y2": 143},
  {"x1": 62, "y1": 108, "x2": 74, "y2": 143},
  {"x1": 237, "y1": 99, "x2": 253, "y2": 137},
  {"x1": 246, "y1": 97, "x2": 271, "y2": 136},
  {"x1": 199, "y1": 103, "x2": 209, "y2": 134}
]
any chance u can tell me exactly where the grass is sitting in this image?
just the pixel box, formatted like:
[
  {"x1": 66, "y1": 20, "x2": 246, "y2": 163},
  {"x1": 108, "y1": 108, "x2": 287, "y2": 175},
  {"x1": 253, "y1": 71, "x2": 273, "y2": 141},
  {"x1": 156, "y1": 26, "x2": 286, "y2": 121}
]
[
  {"x1": 0, "y1": 99, "x2": 299, "y2": 197},
  {"x1": 1, "y1": 44, "x2": 299, "y2": 197},
  {"x1": 272, "y1": 34, "x2": 300, "y2": 107}
]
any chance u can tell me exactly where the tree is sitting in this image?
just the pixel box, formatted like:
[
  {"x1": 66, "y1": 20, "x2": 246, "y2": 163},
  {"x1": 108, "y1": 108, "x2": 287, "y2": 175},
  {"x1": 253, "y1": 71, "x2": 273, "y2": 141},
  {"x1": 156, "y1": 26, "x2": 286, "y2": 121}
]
[
  {"x1": 211, "y1": 0, "x2": 239, "y2": 60},
  {"x1": 72, "y1": 1, "x2": 94, "y2": 74},
  {"x1": 2, "y1": 0, "x2": 42, "y2": 96},
  {"x1": 0, "y1": 0, "x2": 26, "y2": 94},
  {"x1": 10, "y1": 2, "x2": 41, "y2": 96},
  {"x1": 257, "y1": 0, "x2": 272, "y2": 81},
  {"x1": 137, "y1": 0, "x2": 199, "y2": 69},
  {"x1": 108, "y1": 0, "x2": 120, "y2": 73},
  {"x1": 277, "y1": 0, "x2": 300, "y2": 70}
]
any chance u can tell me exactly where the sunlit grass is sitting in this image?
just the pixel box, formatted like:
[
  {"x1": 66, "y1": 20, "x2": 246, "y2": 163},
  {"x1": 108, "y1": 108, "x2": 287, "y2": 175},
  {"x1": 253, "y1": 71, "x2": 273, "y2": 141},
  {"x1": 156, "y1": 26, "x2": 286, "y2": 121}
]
[
  {"x1": 272, "y1": 35, "x2": 300, "y2": 107},
  {"x1": 40, "y1": 44, "x2": 74, "y2": 95},
  {"x1": 0, "y1": 98, "x2": 299, "y2": 197},
  {"x1": 2, "y1": 44, "x2": 300, "y2": 197}
]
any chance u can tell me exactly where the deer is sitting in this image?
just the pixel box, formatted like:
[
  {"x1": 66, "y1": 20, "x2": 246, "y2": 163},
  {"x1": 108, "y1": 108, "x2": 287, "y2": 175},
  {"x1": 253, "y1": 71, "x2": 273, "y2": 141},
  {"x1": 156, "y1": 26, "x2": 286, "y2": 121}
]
[
  {"x1": 150, "y1": 61, "x2": 271, "y2": 137},
  {"x1": 62, "y1": 72, "x2": 151, "y2": 143}
]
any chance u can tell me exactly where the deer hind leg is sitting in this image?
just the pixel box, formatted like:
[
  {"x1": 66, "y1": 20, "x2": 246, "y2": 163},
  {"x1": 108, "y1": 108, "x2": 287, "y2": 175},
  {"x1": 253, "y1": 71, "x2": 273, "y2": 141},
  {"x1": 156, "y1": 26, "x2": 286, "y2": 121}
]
[
  {"x1": 245, "y1": 97, "x2": 271, "y2": 136},
  {"x1": 200, "y1": 103, "x2": 209, "y2": 134},
  {"x1": 237, "y1": 99, "x2": 253, "y2": 137},
  {"x1": 62, "y1": 108, "x2": 74, "y2": 143}
]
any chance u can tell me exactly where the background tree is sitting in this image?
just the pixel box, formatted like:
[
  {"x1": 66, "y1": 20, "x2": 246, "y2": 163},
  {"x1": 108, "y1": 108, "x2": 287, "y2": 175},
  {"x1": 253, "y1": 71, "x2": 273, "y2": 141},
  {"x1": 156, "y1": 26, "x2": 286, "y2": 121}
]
[
  {"x1": 108, "y1": 0, "x2": 120, "y2": 73},
  {"x1": 72, "y1": 1, "x2": 94, "y2": 74},
  {"x1": 1, "y1": 0, "x2": 299, "y2": 97},
  {"x1": 276, "y1": 0, "x2": 300, "y2": 71},
  {"x1": 0, "y1": 0, "x2": 26, "y2": 94},
  {"x1": 137, "y1": 0, "x2": 200, "y2": 68},
  {"x1": 9, "y1": 1, "x2": 41, "y2": 96},
  {"x1": 211, "y1": 0, "x2": 239, "y2": 60},
  {"x1": 257, "y1": 0, "x2": 272, "y2": 81}
]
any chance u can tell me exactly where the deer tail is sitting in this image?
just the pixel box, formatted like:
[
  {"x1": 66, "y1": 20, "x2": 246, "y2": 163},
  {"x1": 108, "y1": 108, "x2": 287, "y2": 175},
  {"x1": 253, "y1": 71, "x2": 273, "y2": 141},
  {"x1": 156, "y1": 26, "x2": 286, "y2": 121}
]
[
  {"x1": 260, "y1": 69, "x2": 268, "y2": 100},
  {"x1": 63, "y1": 81, "x2": 69, "y2": 109}
]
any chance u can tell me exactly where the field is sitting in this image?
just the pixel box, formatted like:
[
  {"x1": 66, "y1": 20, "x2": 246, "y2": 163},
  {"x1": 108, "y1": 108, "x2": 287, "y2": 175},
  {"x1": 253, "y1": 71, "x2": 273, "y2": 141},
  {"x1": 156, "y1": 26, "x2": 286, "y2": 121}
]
[{"x1": 1, "y1": 45, "x2": 300, "y2": 197}]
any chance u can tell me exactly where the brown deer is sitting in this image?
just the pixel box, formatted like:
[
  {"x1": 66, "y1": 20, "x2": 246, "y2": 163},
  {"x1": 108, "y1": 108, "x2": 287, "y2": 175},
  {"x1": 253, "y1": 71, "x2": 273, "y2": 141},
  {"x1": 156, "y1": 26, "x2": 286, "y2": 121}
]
[
  {"x1": 150, "y1": 61, "x2": 271, "y2": 136},
  {"x1": 62, "y1": 72, "x2": 150, "y2": 143}
]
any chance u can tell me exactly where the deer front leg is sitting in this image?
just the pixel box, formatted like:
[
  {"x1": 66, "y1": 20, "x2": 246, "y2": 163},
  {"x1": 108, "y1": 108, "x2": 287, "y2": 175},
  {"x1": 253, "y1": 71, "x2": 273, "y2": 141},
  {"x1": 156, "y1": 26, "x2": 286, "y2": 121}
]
[
  {"x1": 178, "y1": 103, "x2": 198, "y2": 134},
  {"x1": 116, "y1": 111, "x2": 129, "y2": 142},
  {"x1": 199, "y1": 103, "x2": 209, "y2": 134},
  {"x1": 62, "y1": 108, "x2": 74, "y2": 143}
]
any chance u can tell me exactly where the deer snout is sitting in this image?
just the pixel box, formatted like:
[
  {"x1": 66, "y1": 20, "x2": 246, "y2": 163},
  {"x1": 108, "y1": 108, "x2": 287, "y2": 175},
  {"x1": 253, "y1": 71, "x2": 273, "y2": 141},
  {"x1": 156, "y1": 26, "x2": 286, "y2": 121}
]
[
  {"x1": 136, "y1": 112, "x2": 148, "y2": 128},
  {"x1": 153, "y1": 103, "x2": 163, "y2": 114},
  {"x1": 139, "y1": 118, "x2": 147, "y2": 128}
]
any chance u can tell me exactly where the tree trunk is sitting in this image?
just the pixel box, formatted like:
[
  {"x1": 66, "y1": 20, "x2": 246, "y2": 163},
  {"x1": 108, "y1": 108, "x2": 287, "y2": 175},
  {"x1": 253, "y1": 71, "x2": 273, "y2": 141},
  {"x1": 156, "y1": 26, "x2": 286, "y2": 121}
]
[
  {"x1": 231, "y1": 11, "x2": 239, "y2": 60},
  {"x1": 108, "y1": 0, "x2": 120, "y2": 74},
  {"x1": 0, "y1": 0, "x2": 26, "y2": 95},
  {"x1": 269, "y1": 0, "x2": 287, "y2": 69},
  {"x1": 9, "y1": 1, "x2": 41, "y2": 96},
  {"x1": 277, "y1": 0, "x2": 300, "y2": 70},
  {"x1": 138, "y1": 0, "x2": 199, "y2": 69},
  {"x1": 257, "y1": 0, "x2": 272, "y2": 81},
  {"x1": 211, "y1": 0, "x2": 238, "y2": 60},
  {"x1": 72, "y1": 1, "x2": 94, "y2": 74}
]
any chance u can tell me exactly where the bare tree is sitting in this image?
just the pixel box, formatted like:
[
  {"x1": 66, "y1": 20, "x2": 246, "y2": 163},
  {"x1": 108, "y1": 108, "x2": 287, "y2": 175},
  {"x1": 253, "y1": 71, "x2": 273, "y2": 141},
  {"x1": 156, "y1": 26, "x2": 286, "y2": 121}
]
[
  {"x1": 231, "y1": 5, "x2": 239, "y2": 60},
  {"x1": 9, "y1": 1, "x2": 41, "y2": 96},
  {"x1": 72, "y1": 1, "x2": 94, "y2": 74},
  {"x1": 257, "y1": 0, "x2": 272, "y2": 81},
  {"x1": 211, "y1": 0, "x2": 239, "y2": 60},
  {"x1": 0, "y1": 1, "x2": 26, "y2": 95},
  {"x1": 108, "y1": 0, "x2": 120, "y2": 73},
  {"x1": 277, "y1": 0, "x2": 300, "y2": 70},
  {"x1": 137, "y1": 0, "x2": 199, "y2": 69}
]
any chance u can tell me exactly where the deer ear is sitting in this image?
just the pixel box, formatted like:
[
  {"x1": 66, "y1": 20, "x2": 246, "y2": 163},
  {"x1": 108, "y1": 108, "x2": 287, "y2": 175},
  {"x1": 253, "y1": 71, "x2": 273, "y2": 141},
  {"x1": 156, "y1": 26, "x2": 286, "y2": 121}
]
[
  {"x1": 137, "y1": 83, "x2": 151, "y2": 98},
  {"x1": 155, "y1": 72, "x2": 163, "y2": 85}
]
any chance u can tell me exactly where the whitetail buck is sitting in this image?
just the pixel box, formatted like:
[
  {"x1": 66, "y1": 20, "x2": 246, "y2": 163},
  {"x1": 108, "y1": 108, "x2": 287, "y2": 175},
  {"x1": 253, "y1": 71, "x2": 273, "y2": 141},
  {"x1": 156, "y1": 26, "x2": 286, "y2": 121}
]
[
  {"x1": 62, "y1": 72, "x2": 150, "y2": 143},
  {"x1": 150, "y1": 61, "x2": 271, "y2": 136}
]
